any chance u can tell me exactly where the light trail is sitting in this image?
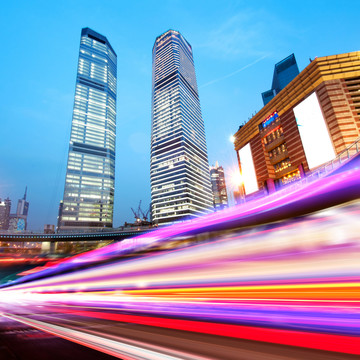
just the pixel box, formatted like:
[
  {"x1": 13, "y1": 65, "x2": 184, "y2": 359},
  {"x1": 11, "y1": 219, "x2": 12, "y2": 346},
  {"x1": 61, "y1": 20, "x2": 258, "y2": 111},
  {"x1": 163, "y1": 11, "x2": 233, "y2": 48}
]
[
  {"x1": 2, "y1": 313, "x2": 206, "y2": 360},
  {"x1": 1, "y1": 167, "x2": 360, "y2": 357},
  {"x1": 3, "y1": 166, "x2": 359, "y2": 288}
]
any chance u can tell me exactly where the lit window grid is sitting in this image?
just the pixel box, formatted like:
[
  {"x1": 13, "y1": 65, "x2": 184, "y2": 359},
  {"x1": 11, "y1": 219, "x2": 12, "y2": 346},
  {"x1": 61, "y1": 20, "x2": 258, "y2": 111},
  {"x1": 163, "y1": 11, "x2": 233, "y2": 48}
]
[
  {"x1": 151, "y1": 154, "x2": 210, "y2": 183},
  {"x1": 154, "y1": 32, "x2": 197, "y2": 93},
  {"x1": 152, "y1": 82, "x2": 206, "y2": 147},
  {"x1": 210, "y1": 167, "x2": 228, "y2": 209},
  {"x1": 151, "y1": 171, "x2": 212, "y2": 202},
  {"x1": 151, "y1": 30, "x2": 213, "y2": 224},
  {"x1": 60, "y1": 31, "x2": 116, "y2": 229}
]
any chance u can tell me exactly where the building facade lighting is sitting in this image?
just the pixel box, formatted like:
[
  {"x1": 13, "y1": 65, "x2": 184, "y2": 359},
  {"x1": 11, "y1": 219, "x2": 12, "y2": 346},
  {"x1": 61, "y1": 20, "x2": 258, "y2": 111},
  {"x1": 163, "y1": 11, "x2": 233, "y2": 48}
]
[
  {"x1": 150, "y1": 30, "x2": 213, "y2": 225},
  {"x1": 58, "y1": 28, "x2": 117, "y2": 231}
]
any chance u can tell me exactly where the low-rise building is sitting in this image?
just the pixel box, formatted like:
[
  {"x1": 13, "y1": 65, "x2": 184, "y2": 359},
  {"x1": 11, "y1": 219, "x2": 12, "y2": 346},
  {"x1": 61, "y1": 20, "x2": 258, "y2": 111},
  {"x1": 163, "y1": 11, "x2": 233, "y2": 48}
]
[{"x1": 233, "y1": 51, "x2": 360, "y2": 196}]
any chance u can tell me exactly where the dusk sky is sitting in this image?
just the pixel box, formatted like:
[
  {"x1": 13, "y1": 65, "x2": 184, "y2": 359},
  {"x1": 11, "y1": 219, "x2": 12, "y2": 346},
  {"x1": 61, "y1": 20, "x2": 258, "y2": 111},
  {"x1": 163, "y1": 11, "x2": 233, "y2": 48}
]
[{"x1": 1, "y1": 0, "x2": 359, "y2": 230}]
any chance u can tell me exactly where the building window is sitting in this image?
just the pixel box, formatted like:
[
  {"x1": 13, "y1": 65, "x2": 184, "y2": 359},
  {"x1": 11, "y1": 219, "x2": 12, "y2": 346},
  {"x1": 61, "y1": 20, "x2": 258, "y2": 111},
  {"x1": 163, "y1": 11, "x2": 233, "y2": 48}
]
[
  {"x1": 274, "y1": 157, "x2": 291, "y2": 173},
  {"x1": 281, "y1": 170, "x2": 301, "y2": 185},
  {"x1": 269, "y1": 142, "x2": 287, "y2": 158},
  {"x1": 264, "y1": 126, "x2": 284, "y2": 145}
]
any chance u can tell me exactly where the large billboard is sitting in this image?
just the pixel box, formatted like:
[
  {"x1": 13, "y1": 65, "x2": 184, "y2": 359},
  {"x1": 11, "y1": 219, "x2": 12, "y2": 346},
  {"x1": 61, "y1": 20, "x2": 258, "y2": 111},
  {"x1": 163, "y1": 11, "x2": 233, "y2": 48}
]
[
  {"x1": 238, "y1": 143, "x2": 258, "y2": 195},
  {"x1": 293, "y1": 92, "x2": 336, "y2": 169}
]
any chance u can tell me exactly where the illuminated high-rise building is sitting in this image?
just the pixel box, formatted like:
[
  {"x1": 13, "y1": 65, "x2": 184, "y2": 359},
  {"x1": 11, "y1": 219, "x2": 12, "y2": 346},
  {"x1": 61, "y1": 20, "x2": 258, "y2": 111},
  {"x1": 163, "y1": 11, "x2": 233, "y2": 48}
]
[
  {"x1": 210, "y1": 162, "x2": 228, "y2": 211},
  {"x1": 58, "y1": 28, "x2": 117, "y2": 231},
  {"x1": 151, "y1": 30, "x2": 213, "y2": 225}
]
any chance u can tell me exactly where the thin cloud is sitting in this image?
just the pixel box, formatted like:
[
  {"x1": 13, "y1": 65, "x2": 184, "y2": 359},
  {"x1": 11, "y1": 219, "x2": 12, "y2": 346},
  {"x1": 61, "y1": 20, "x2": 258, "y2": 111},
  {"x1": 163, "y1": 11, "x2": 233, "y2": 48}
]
[
  {"x1": 196, "y1": 10, "x2": 276, "y2": 60},
  {"x1": 200, "y1": 54, "x2": 269, "y2": 88}
]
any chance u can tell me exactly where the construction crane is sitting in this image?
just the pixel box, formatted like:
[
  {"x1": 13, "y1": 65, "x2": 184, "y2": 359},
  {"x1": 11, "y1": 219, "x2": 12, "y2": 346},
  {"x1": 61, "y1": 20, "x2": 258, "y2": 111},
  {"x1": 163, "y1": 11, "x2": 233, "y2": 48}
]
[
  {"x1": 126, "y1": 201, "x2": 152, "y2": 228},
  {"x1": 140, "y1": 204, "x2": 151, "y2": 221},
  {"x1": 131, "y1": 200, "x2": 142, "y2": 223}
]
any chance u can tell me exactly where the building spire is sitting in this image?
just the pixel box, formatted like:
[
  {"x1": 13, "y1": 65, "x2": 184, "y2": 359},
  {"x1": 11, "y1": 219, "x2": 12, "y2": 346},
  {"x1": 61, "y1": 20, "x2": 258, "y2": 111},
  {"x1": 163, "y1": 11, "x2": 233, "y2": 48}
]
[{"x1": 24, "y1": 186, "x2": 27, "y2": 200}]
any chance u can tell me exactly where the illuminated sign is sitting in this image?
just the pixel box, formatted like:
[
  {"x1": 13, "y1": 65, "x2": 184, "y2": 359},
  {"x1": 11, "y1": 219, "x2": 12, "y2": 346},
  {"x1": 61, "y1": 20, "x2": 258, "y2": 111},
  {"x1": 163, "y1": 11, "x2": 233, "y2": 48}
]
[
  {"x1": 238, "y1": 143, "x2": 259, "y2": 195},
  {"x1": 259, "y1": 111, "x2": 279, "y2": 130},
  {"x1": 293, "y1": 92, "x2": 336, "y2": 169}
]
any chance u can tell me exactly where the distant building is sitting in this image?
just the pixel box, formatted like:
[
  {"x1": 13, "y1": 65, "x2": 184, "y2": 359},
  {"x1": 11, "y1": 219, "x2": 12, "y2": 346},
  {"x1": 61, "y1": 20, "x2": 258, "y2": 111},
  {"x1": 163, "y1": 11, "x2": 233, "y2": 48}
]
[
  {"x1": 44, "y1": 224, "x2": 55, "y2": 234},
  {"x1": 13, "y1": 186, "x2": 29, "y2": 230},
  {"x1": 234, "y1": 51, "x2": 360, "y2": 197},
  {"x1": 261, "y1": 54, "x2": 299, "y2": 106},
  {"x1": 17, "y1": 186, "x2": 29, "y2": 217},
  {"x1": 58, "y1": 28, "x2": 117, "y2": 231},
  {"x1": 210, "y1": 162, "x2": 228, "y2": 210},
  {"x1": 150, "y1": 30, "x2": 213, "y2": 225},
  {"x1": 261, "y1": 89, "x2": 276, "y2": 107},
  {"x1": 0, "y1": 198, "x2": 11, "y2": 230},
  {"x1": 57, "y1": 200, "x2": 63, "y2": 232},
  {"x1": 8, "y1": 215, "x2": 26, "y2": 231}
]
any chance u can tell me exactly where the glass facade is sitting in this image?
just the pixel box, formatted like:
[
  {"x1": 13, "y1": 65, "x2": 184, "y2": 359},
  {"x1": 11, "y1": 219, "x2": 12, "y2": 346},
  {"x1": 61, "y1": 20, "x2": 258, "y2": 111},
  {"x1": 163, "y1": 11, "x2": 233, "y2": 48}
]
[
  {"x1": 58, "y1": 28, "x2": 117, "y2": 231},
  {"x1": 272, "y1": 53, "x2": 299, "y2": 94},
  {"x1": 151, "y1": 30, "x2": 213, "y2": 225},
  {"x1": 261, "y1": 89, "x2": 275, "y2": 106},
  {"x1": 262, "y1": 54, "x2": 299, "y2": 106}
]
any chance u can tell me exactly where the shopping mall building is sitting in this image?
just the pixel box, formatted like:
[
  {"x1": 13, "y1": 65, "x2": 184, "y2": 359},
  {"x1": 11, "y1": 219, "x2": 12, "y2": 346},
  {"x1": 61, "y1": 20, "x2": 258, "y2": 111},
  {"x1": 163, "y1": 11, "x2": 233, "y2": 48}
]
[{"x1": 233, "y1": 51, "x2": 360, "y2": 196}]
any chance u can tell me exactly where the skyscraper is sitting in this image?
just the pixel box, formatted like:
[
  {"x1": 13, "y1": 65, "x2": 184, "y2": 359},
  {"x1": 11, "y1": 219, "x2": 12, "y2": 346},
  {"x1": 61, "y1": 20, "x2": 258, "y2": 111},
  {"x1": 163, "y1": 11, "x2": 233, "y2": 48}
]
[
  {"x1": 210, "y1": 162, "x2": 228, "y2": 211},
  {"x1": 16, "y1": 186, "x2": 29, "y2": 218},
  {"x1": 150, "y1": 30, "x2": 213, "y2": 225},
  {"x1": 8, "y1": 187, "x2": 29, "y2": 231},
  {"x1": 58, "y1": 28, "x2": 117, "y2": 231},
  {"x1": 271, "y1": 54, "x2": 299, "y2": 93},
  {"x1": 0, "y1": 198, "x2": 11, "y2": 230},
  {"x1": 261, "y1": 54, "x2": 299, "y2": 105}
]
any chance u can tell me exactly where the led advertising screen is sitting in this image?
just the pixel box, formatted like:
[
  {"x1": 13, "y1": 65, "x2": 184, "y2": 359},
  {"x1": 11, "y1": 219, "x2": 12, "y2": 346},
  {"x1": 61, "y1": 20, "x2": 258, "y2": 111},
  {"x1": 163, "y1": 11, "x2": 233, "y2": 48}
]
[
  {"x1": 238, "y1": 143, "x2": 258, "y2": 195},
  {"x1": 293, "y1": 92, "x2": 336, "y2": 169}
]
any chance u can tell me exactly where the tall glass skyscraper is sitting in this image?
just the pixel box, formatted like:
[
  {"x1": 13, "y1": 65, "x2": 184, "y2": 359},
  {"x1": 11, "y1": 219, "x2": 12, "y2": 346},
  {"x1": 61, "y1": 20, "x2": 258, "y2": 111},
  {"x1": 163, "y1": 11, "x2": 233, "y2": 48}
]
[
  {"x1": 151, "y1": 30, "x2": 213, "y2": 225},
  {"x1": 261, "y1": 54, "x2": 299, "y2": 106},
  {"x1": 58, "y1": 28, "x2": 117, "y2": 231}
]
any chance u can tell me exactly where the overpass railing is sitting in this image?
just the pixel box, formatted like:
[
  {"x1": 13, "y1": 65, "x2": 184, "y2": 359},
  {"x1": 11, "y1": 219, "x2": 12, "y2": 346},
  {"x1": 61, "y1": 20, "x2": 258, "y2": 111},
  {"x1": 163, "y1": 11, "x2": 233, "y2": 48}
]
[
  {"x1": 275, "y1": 136, "x2": 360, "y2": 197},
  {"x1": 306, "y1": 136, "x2": 360, "y2": 181},
  {"x1": 0, "y1": 226, "x2": 153, "y2": 237}
]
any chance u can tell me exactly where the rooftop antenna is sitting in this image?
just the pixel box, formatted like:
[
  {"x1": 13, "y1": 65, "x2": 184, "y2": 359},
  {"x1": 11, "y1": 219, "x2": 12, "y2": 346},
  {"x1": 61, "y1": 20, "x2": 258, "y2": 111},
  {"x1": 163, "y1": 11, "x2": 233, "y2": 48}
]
[{"x1": 24, "y1": 186, "x2": 27, "y2": 200}]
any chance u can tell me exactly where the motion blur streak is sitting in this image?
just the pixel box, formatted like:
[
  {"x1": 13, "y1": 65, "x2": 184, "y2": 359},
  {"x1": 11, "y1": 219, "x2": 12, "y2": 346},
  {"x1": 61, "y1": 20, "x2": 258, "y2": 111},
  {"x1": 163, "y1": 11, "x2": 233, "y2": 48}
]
[
  {"x1": 44, "y1": 308, "x2": 359, "y2": 354},
  {"x1": 2, "y1": 313, "x2": 204, "y2": 360},
  {"x1": 1, "y1": 168, "x2": 360, "y2": 358},
  {"x1": 2, "y1": 166, "x2": 359, "y2": 287}
]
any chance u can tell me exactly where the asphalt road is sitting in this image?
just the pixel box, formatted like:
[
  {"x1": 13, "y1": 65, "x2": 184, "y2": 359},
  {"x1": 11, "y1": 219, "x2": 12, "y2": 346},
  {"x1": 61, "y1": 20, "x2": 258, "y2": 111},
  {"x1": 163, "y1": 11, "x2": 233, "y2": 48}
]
[{"x1": 0, "y1": 312, "x2": 118, "y2": 360}]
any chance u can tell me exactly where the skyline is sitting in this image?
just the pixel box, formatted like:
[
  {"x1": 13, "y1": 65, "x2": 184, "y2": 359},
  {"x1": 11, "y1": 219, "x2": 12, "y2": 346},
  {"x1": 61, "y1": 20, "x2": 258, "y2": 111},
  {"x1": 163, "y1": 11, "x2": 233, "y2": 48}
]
[{"x1": 1, "y1": 1, "x2": 359, "y2": 229}]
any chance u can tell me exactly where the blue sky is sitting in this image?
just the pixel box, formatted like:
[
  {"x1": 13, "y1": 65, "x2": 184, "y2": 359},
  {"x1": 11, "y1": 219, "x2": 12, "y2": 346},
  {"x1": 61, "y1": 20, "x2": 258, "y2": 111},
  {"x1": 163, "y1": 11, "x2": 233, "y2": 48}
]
[{"x1": 0, "y1": 0, "x2": 358, "y2": 230}]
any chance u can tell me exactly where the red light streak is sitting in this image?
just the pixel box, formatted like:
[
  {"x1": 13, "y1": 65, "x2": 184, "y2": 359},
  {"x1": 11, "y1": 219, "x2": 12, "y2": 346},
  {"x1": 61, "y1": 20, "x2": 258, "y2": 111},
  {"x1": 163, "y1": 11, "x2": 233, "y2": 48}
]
[{"x1": 59, "y1": 308, "x2": 360, "y2": 355}]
